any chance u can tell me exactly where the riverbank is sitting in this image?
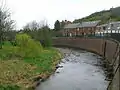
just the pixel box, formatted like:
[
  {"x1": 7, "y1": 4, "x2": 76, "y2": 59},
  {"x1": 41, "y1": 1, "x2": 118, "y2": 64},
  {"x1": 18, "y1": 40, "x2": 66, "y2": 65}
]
[
  {"x1": 0, "y1": 47, "x2": 62, "y2": 90},
  {"x1": 29, "y1": 48, "x2": 62, "y2": 89},
  {"x1": 0, "y1": 33, "x2": 62, "y2": 90}
]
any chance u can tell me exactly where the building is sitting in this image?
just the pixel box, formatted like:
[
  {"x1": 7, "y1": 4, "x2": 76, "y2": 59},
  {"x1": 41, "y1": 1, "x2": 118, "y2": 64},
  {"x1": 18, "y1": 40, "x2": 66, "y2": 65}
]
[
  {"x1": 63, "y1": 20, "x2": 101, "y2": 37},
  {"x1": 98, "y1": 21, "x2": 120, "y2": 34}
]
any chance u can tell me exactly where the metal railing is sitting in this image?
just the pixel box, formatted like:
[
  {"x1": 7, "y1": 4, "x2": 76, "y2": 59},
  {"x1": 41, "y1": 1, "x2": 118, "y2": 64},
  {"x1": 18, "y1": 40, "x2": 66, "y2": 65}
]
[{"x1": 53, "y1": 33, "x2": 120, "y2": 42}]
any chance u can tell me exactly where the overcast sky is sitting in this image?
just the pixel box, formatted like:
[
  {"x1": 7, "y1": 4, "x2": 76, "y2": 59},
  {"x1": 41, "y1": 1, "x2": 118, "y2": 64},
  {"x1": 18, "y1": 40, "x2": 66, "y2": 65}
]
[{"x1": 2, "y1": 0, "x2": 120, "y2": 29}]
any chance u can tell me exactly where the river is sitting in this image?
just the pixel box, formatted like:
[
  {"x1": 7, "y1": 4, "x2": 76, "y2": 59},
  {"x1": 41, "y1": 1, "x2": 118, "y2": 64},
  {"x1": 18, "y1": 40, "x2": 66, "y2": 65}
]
[{"x1": 36, "y1": 48, "x2": 108, "y2": 90}]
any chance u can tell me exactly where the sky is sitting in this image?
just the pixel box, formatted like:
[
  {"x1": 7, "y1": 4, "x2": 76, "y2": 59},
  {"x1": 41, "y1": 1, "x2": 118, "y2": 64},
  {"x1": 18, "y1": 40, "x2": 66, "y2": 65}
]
[{"x1": 1, "y1": 0, "x2": 120, "y2": 29}]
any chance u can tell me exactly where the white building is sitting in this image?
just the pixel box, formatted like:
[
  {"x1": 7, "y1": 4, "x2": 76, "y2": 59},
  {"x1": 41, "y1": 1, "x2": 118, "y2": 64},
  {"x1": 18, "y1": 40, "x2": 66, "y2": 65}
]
[{"x1": 96, "y1": 21, "x2": 120, "y2": 36}]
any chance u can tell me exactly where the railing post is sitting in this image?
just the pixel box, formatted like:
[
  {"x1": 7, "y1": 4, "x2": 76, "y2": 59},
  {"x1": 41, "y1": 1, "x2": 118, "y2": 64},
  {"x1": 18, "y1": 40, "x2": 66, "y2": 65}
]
[{"x1": 103, "y1": 40, "x2": 107, "y2": 57}]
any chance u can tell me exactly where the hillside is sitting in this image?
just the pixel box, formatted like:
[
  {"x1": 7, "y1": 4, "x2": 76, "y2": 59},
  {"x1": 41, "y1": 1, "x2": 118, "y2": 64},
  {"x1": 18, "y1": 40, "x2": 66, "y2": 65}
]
[{"x1": 73, "y1": 7, "x2": 120, "y2": 24}]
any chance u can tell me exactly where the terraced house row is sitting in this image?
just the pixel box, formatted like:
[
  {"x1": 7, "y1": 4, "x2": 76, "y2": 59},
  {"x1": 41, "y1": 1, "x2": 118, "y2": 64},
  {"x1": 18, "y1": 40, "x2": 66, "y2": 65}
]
[{"x1": 62, "y1": 20, "x2": 120, "y2": 37}]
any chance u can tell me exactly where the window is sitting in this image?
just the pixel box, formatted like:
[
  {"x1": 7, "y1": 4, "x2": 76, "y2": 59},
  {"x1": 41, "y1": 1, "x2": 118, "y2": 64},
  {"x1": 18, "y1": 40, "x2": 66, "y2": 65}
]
[
  {"x1": 108, "y1": 27, "x2": 111, "y2": 30},
  {"x1": 69, "y1": 33, "x2": 72, "y2": 37},
  {"x1": 103, "y1": 26, "x2": 106, "y2": 30},
  {"x1": 111, "y1": 24, "x2": 114, "y2": 27},
  {"x1": 117, "y1": 27, "x2": 120, "y2": 29}
]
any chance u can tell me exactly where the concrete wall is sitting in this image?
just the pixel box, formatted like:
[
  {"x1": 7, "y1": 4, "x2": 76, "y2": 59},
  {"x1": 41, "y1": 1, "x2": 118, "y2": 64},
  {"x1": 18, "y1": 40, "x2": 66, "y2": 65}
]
[
  {"x1": 53, "y1": 38, "x2": 103, "y2": 54},
  {"x1": 52, "y1": 37, "x2": 120, "y2": 90}
]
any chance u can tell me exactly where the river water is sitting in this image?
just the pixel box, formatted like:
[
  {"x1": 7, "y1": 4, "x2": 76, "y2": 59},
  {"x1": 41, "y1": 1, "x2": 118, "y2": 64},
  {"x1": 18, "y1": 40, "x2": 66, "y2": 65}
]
[{"x1": 36, "y1": 48, "x2": 108, "y2": 90}]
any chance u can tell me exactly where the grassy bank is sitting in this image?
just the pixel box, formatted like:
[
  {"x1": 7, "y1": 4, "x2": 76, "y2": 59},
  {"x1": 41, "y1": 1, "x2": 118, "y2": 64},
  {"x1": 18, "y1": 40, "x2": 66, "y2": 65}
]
[{"x1": 0, "y1": 34, "x2": 62, "y2": 90}]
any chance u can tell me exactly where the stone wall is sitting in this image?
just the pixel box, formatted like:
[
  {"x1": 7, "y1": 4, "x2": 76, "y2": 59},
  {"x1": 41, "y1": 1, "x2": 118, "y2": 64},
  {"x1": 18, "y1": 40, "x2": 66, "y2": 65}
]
[{"x1": 52, "y1": 37, "x2": 120, "y2": 90}]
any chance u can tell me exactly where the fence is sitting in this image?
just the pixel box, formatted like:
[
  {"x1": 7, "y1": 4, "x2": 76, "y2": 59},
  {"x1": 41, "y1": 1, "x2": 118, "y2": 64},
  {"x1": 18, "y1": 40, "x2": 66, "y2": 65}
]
[{"x1": 53, "y1": 32, "x2": 120, "y2": 42}]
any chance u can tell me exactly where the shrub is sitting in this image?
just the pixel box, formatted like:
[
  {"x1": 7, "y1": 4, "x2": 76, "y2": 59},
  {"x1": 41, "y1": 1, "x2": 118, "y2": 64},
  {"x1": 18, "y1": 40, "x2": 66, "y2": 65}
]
[
  {"x1": 10, "y1": 41, "x2": 17, "y2": 46},
  {"x1": 15, "y1": 33, "x2": 43, "y2": 57},
  {"x1": 15, "y1": 33, "x2": 31, "y2": 47},
  {"x1": 41, "y1": 29, "x2": 52, "y2": 47}
]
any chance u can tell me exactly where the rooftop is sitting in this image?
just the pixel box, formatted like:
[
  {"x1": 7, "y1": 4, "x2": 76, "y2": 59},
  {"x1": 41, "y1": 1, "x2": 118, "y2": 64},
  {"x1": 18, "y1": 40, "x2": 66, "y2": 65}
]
[{"x1": 64, "y1": 20, "x2": 101, "y2": 29}]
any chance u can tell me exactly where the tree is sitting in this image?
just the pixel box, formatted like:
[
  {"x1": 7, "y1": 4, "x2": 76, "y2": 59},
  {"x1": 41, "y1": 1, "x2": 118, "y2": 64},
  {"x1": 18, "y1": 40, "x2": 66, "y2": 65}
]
[
  {"x1": 16, "y1": 33, "x2": 43, "y2": 57},
  {"x1": 54, "y1": 20, "x2": 60, "y2": 31},
  {"x1": 60, "y1": 20, "x2": 65, "y2": 29},
  {"x1": 22, "y1": 20, "x2": 52, "y2": 47},
  {"x1": 0, "y1": 4, "x2": 14, "y2": 49},
  {"x1": 41, "y1": 25, "x2": 52, "y2": 47},
  {"x1": 23, "y1": 20, "x2": 39, "y2": 30},
  {"x1": 5, "y1": 30, "x2": 17, "y2": 41}
]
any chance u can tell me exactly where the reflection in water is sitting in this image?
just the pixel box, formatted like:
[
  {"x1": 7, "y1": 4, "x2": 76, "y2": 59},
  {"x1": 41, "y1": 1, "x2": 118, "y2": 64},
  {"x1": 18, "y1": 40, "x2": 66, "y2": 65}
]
[{"x1": 36, "y1": 48, "x2": 108, "y2": 90}]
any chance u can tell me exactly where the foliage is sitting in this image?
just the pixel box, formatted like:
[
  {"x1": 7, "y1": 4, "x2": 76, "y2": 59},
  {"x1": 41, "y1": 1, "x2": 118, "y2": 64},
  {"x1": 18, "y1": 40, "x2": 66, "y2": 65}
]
[
  {"x1": 60, "y1": 20, "x2": 65, "y2": 29},
  {"x1": 0, "y1": 4, "x2": 61, "y2": 90},
  {"x1": 23, "y1": 20, "x2": 39, "y2": 30},
  {"x1": 0, "y1": 8, "x2": 14, "y2": 49},
  {"x1": 5, "y1": 30, "x2": 17, "y2": 41},
  {"x1": 22, "y1": 23, "x2": 52, "y2": 48},
  {"x1": 15, "y1": 33, "x2": 43, "y2": 57},
  {"x1": 24, "y1": 48, "x2": 61, "y2": 74},
  {"x1": 54, "y1": 20, "x2": 60, "y2": 31},
  {"x1": 0, "y1": 45, "x2": 18, "y2": 60},
  {"x1": 0, "y1": 85, "x2": 20, "y2": 90},
  {"x1": 0, "y1": 34, "x2": 43, "y2": 60},
  {"x1": 51, "y1": 30, "x2": 63, "y2": 37},
  {"x1": 40, "y1": 27, "x2": 52, "y2": 47},
  {"x1": 0, "y1": 40, "x2": 61, "y2": 89},
  {"x1": 73, "y1": 6, "x2": 120, "y2": 24},
  {"x1": 111, "y1": 7, "x2": 120, "y2": 17}
]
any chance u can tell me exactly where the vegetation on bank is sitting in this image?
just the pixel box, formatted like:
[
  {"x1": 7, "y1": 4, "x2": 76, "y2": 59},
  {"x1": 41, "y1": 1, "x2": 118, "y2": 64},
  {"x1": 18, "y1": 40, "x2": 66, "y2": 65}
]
[{"x1": 0, "y1": 34, "x2": 61, "y2": 90}]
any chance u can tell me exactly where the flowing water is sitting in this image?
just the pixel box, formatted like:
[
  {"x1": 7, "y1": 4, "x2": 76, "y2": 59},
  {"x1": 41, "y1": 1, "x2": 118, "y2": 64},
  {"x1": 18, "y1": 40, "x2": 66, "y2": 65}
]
[{"x1": 36, "y1": 48, "x2": 108, "y2": 90}]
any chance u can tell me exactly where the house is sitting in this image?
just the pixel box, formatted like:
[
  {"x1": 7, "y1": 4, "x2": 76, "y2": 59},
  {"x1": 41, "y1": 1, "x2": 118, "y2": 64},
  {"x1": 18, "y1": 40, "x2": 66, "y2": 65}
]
[
  {"x1": 63, "y1": 20, "x2": 101, "y2": 37},
  {"x1": 98, "y1": 21, "x2": 120, "y2": 34}
]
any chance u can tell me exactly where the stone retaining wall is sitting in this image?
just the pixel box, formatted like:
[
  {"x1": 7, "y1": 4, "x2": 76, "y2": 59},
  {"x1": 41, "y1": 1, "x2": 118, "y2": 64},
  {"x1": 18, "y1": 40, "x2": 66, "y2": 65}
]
[{"x1": 52, "y1": 37, "x2": 120, "y2": 90}]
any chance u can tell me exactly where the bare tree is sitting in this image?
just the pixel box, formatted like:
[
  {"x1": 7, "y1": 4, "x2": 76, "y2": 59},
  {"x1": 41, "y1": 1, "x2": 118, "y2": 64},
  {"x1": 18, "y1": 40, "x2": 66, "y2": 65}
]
[
  {"x1": 23, "y1": 19, "x2": 48, "y2": 31},
  {"x1": 23, "y1": 20, "x2": 39, "y2": 30},
  {"x1": 0, "y1": 0, "x2": 14, "y2": 48}
]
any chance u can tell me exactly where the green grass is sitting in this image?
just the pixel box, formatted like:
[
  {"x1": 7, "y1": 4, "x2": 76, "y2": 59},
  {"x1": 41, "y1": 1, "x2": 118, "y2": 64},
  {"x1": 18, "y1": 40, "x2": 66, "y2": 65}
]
[
  {"x1": 0, "y1": 41, "x2": 61, "y2": 90},
  {"x1": 0, "y1": 85, "x2": 20, "y2": 90},
  {"x1": 24, "y1": 48, "x2": 61, "y2": 74}
]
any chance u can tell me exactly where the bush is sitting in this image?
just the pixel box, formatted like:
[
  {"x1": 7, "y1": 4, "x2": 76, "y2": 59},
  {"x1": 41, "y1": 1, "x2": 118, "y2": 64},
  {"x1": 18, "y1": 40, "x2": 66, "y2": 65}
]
[
  {"x1": 10, "y1": 41, "x2": 17, "y2": 46},
  {"x1": 15, "y1": 33, "x2": 43, "y2": 57},
  {"x1": 0, "y1": 34, "x2": 43, "y2": 59},
  {"x1": 16, "y1": 33, "x2": 31, "y2": 47},
  {"x1": 42, "y1": 29, "x2": 52, "y2": 47}
]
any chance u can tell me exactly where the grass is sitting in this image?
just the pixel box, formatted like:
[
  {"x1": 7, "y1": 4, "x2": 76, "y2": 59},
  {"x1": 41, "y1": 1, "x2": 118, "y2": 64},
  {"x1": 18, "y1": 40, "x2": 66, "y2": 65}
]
[
  {"x1": 0, "y1": 41, "x2": 61, "y2": 90},
  {"x1": 0, "y1": 60, "x2": 34, "y2": 89}
]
